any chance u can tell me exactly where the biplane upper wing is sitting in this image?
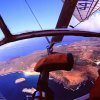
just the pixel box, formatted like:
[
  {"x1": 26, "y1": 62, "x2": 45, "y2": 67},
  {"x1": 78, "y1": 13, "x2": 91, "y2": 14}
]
[
  {"x1": 51, "y1": 0, "x2": 100, "y2": 44},
  {"x1": 74, "y1": 0, "x2": 100, "y2": 22}
]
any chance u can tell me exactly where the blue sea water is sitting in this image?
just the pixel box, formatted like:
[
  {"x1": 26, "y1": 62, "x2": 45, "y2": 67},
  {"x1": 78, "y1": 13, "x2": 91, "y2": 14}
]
[
  {"x1": 0, "y1": 72, "x2": 93, "y2": 100},
  {"x1": 0, "y1": 36, "x2": 89, "y2": 61}
]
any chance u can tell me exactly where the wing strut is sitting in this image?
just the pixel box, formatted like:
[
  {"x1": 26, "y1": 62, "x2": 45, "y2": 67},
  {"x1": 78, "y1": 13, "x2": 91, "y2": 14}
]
[
  {"x1": 47, "y1": 0, "x2": 78, "y2": 52},
  {"x1": 51, "y1": 0, "x2": 78, "y2": 44},
  {"x1": 0, "y1": 15, "x2": 12, "y2": 38}
]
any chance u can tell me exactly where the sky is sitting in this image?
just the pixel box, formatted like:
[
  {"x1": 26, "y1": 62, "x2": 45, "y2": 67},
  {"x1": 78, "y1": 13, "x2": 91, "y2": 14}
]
[
  {"x1": 1, "y1": 0, "x2": 100, "y2": 37},
  {"x1": 0, "y1": 0, "x2": 63, "y2": 60},
  {"x1": 0, "y1": 0, "x2": 100, "y2": 61},
  {"x1": 0, "y1": 0, "x2": 63, "y2": 35}
]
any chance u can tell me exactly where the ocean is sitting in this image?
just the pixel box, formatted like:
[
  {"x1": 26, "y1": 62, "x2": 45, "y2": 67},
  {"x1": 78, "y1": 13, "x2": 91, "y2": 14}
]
[
  {"x1": 0, "y1": 36, "x2": 90, "y2": 61},
  {"x1": 0, "y1": 72, "x2": 93, "y2": 100}
]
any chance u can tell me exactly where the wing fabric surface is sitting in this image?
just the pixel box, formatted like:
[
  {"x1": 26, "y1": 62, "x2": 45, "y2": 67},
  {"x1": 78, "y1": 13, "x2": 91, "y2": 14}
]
[
  {"x1": 74, "y1": 0, "x2": 100, "y2": 21},
  {"x1": 62, "y1": 0, "x2": 100, "y2": 21}
]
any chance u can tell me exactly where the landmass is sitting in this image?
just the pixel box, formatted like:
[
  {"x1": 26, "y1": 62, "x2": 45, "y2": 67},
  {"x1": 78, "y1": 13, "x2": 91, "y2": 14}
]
[
  {"x1": 0, "y1": 38, "x2": 100, "y2": 89},
  {"x1": 22, "y1": 87, "x2": 36, "y2": 94},
  {"x1": 15, "y1": 78, "x2": 26, "y2": 84}
]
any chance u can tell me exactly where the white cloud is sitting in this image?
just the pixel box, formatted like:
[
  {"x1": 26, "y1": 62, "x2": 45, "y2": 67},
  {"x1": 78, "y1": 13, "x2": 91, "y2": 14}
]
[{"x1": 75, "y1": 11, "x2": 100, "y2": 32}]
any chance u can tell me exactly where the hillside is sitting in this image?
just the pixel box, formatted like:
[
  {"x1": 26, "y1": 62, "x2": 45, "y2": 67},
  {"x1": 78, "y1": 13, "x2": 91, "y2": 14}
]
[{"x1": 0, "y1": 38, "x2": 100, "y2": 89}]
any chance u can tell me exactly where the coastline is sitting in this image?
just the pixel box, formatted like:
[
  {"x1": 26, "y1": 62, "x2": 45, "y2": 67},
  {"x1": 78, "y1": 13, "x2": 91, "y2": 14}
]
[{"x1": 0, "y1": 71, "x2": 22, "y2": 76}]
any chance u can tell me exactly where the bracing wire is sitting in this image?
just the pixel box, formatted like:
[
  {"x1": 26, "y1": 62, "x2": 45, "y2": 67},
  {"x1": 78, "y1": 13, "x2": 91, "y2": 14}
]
[
  {"x1": 69, "y1": 21, "x2": 82, "y2": 29},
  {"x1": 24, "y1": 0, "x2": 50, "y2": 43}
]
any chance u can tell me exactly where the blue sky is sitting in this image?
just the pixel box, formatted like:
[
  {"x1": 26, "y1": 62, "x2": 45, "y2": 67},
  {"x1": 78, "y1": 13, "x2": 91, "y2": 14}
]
[
  {"x1": 0, "y1": 0, "x2": 100, "y2": 61},
  {"x1": 0, "y1": 0, "x2": 63, "y2": 35},
  {"x1": 0, "y1": 0, "x2": 100, "y2": 37},
  {"x1": 0, "y1": 0, "x2": 63, "y2": 60}
]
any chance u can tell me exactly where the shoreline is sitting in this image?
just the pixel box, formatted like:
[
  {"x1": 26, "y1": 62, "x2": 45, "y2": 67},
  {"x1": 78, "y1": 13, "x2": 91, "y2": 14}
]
[
  {"x1": 0, "y1": 71, "x2": 22, "y2": 76},
  {"x1": 0, "y1": 70, "x2": 40, "y2": 77},
  {"x1": 50, "y1": 74, "x2": 94, "y2": 91}
]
